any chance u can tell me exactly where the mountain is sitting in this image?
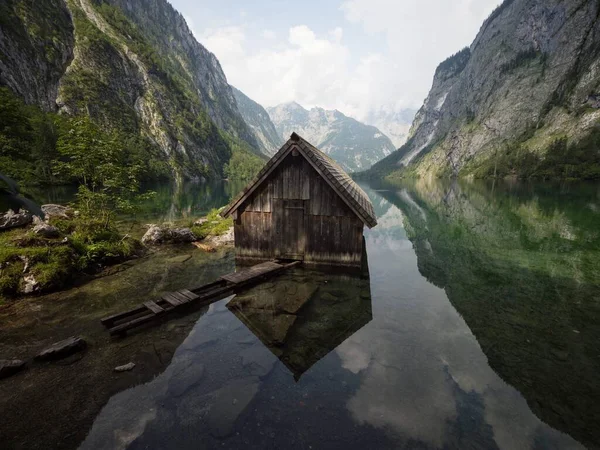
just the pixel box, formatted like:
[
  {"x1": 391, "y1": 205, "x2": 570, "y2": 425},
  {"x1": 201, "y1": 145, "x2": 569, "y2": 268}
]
[
  {"x1": 267, "y1": 102, "x2": 396, "y2": 172},
  {"x1": 231, "y1": 87, "x2": 283, "y2": 156},
  {"x1": 366, "y1": 0, "x2": 600, "y2": 181},
  {"x1": 0, "y1": 0, "x2": 263, "y2": 182},
  {"x1": 365, "y1": 108, "x2": 417, "y2": 148}
]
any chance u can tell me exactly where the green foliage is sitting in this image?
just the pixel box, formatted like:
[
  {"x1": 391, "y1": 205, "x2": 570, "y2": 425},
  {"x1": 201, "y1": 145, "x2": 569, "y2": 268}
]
[
  {"x1": 223, "y1": 135, "x2": 265, "y2": 182},
  {"x1": 499, "y1": 48, "x2": 544, "y2": 75},
  {"x1": 0, "y1": 216, "x2": 141, "y2": 300},
  {"x1": 0, "y1": 87, "x2": 63, "y2": 185},
  {"x1": 53, "y1": 116, "x2": 158, "y2": 229},
  {"x1": 468, "y1": 127, "x2": 600, "y2": 180},
  {"x1": 435, "y1": 47, "x2": 471, "y2": 80},
  {"x1": 190, "y1": 208, "x2": 233, "y2": 240}
]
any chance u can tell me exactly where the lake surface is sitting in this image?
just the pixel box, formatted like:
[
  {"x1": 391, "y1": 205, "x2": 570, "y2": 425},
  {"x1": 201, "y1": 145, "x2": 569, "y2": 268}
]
[{"x1": 1, "y1": 179, "x2": 599, "y2": 449}]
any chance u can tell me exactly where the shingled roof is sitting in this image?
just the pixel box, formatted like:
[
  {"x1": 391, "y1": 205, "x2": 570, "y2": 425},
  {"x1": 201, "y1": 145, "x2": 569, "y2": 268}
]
[{"x1": 221, "y1": 132, "x2": 377, "y2": 228}]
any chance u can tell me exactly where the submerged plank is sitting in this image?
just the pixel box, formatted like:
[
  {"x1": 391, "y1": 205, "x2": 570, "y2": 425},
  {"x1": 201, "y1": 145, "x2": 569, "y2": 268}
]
[
  {"x1": 221, "y1": 261, "x2": 283, "y2": 284},
  {"x1": 144, "y1": 300, "x2": 165, "y2": 314}
]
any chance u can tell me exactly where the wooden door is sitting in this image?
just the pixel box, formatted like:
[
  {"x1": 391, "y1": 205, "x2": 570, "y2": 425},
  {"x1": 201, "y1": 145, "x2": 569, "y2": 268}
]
[{"x1": 280, "y1": 199, "x2": 305, "y2": 260}]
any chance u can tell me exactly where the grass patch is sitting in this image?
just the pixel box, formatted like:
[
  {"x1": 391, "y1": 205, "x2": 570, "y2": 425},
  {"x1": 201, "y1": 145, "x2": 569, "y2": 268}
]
[
  {"x1": 0, "y1": 216, "x2": 141, "y2": 301},
  {"x1": 190, "y1": 208, "x2": 233, "y2": 240}
]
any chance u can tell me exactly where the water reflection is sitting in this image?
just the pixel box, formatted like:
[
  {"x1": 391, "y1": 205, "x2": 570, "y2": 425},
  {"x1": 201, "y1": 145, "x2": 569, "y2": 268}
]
[
  {"x1": 359, "y1": 179, "x2": 599, "y2": 449},
  {"x1": 53, "y1": 179, "x2": 598, "y2": 450},
  {"x1": 0, "y1": 180, "x2": 246, "y2": 223},
  {"x1": 228, "y1": 271, "x2": 372, "y2": 380}
]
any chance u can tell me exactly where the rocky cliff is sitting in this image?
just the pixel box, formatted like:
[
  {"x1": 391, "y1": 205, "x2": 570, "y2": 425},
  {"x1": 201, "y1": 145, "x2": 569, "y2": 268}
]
[
  {"x1": 367, "y1": 0, "x2": 600, "y2": 180},
  {"x1": 364, "y1": 108, "x2": 417, "y2": 148},
  {"x1": 268, "y1": 102, "x2": 396, "y2": 172},
  {"x1": 232, "y1": 87, "x2": 283, "y2": 156},
  {"x1": 0, "y1": 0, "x2": 261, "y2": 180}
]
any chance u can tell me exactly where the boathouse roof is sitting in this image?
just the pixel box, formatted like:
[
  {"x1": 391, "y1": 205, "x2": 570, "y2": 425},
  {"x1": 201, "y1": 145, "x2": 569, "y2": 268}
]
[{"x1": 221, "y1": 132, "x2": 377, "y2": 228}]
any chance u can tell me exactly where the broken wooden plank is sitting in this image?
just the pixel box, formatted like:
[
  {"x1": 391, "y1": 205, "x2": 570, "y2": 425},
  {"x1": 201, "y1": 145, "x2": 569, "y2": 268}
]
[
  {"x1": 162, "y1": 293, "x2": 183, "y2": 306},
  {"x1": 144, "y1": 300, "x2": 165, "y2": 314},
  {"x1": 170, "y1": 291, "x2": 190, "y2": 304},
  {"x1": 221, "y1": 261, "x2": 283, "y2": 284},
  {"x1": 103, "y1": 260, "x2": 301, "y2": 335},
  {"x1": 179, "y1": 289, "x2": 199, "y2": 301}
]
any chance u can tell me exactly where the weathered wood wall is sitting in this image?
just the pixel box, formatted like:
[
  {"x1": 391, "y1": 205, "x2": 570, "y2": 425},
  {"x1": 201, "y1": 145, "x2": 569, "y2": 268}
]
[{"x1": 234, "y1": 152, "x2": 364, "y2": 267}]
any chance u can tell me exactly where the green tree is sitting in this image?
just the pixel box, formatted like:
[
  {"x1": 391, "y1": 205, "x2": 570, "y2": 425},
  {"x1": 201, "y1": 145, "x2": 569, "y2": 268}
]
[{"x1": 54, "y1": 117, "x2": 154, "y2": 230}]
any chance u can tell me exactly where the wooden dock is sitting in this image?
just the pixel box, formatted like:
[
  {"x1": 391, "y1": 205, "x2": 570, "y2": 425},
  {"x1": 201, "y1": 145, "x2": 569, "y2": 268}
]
[{"x1": 101, "y1": 260, "x2": 301, "y2": 335}]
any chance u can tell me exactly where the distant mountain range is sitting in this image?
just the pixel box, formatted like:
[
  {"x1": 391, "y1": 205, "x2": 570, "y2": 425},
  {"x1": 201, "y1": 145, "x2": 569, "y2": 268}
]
[
  {"x1": 365, "y1": 108, "x2": 417, "y2": 148},
  {"x1": 265, "y1": 102, "x2": 396, "y2": 172}
]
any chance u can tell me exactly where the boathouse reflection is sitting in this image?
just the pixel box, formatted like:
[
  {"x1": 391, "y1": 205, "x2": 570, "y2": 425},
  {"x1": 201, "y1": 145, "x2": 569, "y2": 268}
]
[{"x1": 227, "y1": 267, "x2": 373, "y2": 381}]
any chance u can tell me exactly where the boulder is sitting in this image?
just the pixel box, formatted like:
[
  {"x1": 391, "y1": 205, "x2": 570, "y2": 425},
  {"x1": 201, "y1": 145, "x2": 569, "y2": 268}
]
[
  {"x1": 142, "y1": 225, "x2": 196, "y2": 245},
  {"x1": 193, "y1": 218, "x2": 208, "y2": 226},
  {"x1": 35, "y1": 336, "x2": 87, "y2": 361},
  {"x1": 0, "y1": 209, "x2": 32, "y2": 230},
  {"x1": 0, "y1": 359, "x2": 26, "y2": 379},
  {"x1": 204, "y1": 227, "x2": 234, "y2": 247},
  {"x1": 32, "y1": 217, "x2": 60, "y2": 238},
  {"x1": 41, "y1": 204, "x2": 72, "y2": 220}
]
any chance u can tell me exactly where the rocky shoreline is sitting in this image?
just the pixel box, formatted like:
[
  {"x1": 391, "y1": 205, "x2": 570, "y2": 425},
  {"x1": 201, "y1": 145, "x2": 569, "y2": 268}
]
[{"x1": 0, "y1": 205, "x2": 234, "y2": 302}]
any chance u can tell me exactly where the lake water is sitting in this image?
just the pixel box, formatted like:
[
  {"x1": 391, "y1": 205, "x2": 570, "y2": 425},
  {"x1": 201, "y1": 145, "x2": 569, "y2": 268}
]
[{"x1": 1, "y1": 179, "x2": 599, "y2": 449}]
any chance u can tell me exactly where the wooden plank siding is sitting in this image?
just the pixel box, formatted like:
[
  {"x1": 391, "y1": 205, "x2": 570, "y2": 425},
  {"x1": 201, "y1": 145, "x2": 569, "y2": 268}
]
[{"x1": 233, "y1": 152, "x2": 365, "y2": 267}]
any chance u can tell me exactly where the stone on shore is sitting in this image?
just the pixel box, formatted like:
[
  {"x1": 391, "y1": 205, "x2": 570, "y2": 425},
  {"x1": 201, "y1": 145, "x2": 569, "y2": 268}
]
[
  {"x1": 193, "y1": 218, "x2": 208, "y2": 226},
  {"x1": 114, "y1": 362, "x2": 136, "y2": 372},
  {"x1": 0, "y1": 359, "x2": 26, "y2": 379},
  {"x1": 41, "y1": 204, "x2": 73, "y2": 220},
  {"x1": 35, "y1": 336, "x2": 87, "y2": 361},
  {"x1": 142, "y1": 225, "x2": 196, "y2": 245},
  {"x1": 32, "y1": 217, "x2": 60, "y2": 238},
  {"x1": 0, "y1": 209, "x2": 33, "y2": 230},
  {"x1": 203, "y1": 227, "x2": 234, "y2": 247}
]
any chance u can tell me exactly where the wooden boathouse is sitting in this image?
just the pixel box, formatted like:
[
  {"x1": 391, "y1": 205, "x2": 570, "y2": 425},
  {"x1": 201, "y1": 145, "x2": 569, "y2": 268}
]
[{"x1": 221, "y1": 132, "x2": 377, "y2": 267}]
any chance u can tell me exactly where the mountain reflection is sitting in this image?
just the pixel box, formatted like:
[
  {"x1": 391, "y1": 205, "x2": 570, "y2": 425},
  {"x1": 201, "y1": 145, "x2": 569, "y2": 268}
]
[
  {"x1": 227, "y1": 270, "x2": 373, "y2": 380},
  {"x1": 366, "y1": 178, "x2": 600, "y2": 449}
]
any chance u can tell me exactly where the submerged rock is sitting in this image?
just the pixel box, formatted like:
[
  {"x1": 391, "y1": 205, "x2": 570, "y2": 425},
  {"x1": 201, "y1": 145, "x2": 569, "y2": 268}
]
[
  {"x1": 41, "y1": 204, "x2": 72, "y2": 220},
  {"x1": 142, "y1": 225, "x2": 196, "y2": 245},
  {"x1": 35, "y1": 336, "x2": 86, "y2": 361},
  {"x1": 114, "y1": 362, "x2": 136, "y2": 372},
  {"x1": 0, "y1": 359, "x2": 26, "y2": 379},
  {"x1": 0, "y1": 209, "x2": 33, "y2": 230}
]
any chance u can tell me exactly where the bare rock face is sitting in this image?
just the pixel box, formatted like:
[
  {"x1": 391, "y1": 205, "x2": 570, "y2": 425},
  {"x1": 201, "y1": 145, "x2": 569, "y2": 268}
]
[
  {"x1": 0, "y1": 360, "x2": 26, "y2": 379},
  {"x1": 0, "y1": 209, "x2": 33, "y2": 230},
  {"x1": 142, "y1": 225, "x2": 196, "y2": 245},
  {"x1": 370, "y1": 0, "x2": 600, "y2": 178},
  {"x1": 35, "y1": 336, "x2": 87, "y2": 361},
  {"x1": 41, "y1": 204, "x2": 73, "y2": 220}
]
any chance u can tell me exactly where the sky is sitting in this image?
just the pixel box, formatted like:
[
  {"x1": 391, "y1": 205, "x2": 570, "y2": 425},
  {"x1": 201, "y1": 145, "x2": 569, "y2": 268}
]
[{"x1": 170, "y1": 0, "x2": 501, "y2": 121}]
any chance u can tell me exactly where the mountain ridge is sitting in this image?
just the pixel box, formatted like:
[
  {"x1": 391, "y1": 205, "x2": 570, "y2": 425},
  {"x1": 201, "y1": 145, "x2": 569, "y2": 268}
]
[
  {"x1": 267, "y1": 102, "x2": 396, "y2": 172},
  {"x1": 0, "y1": 0, "x2": 263, "y2": 182},
  {"x1": 364, "y1": 0, "x2": 600, "y2": 181}
]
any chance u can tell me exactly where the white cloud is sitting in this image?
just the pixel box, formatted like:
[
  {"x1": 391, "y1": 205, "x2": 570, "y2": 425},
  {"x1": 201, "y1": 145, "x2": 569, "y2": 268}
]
[
  {"x1": 261, "y1": 29, "x2": 276, "y2": 40},
  {"x1": 196, "y1": 1, "x2": 501, "y2": 120}
]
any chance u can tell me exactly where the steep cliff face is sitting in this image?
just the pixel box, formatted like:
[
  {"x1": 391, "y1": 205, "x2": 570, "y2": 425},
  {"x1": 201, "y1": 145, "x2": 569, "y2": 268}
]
[
  {"x1": 268, "y1": 102, "x2": 396, "y2": 172},
  {"x1": 231, "y1": 87, "x2": 283, "y2": 156},
  {"x1": 0, "y1": 0, "x2": 260, "y2": 180},
  {"x1": 369, "y1": 0, "x2": 600, "y2": 180}
]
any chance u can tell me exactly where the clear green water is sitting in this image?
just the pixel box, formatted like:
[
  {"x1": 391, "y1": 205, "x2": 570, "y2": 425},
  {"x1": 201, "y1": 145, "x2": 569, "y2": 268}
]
[{"x1": 0, "y1": 179, "x2": 599, "y2": 449}]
